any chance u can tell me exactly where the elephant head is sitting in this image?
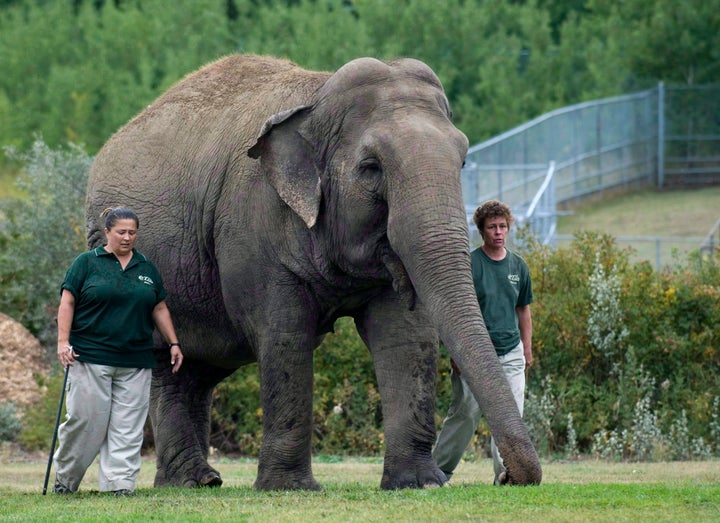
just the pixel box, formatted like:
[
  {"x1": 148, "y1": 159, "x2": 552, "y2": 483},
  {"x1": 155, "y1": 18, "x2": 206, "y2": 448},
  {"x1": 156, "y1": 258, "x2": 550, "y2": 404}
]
[{"x1": 249, "y1": 57, "x2": 542, "y2": 486}]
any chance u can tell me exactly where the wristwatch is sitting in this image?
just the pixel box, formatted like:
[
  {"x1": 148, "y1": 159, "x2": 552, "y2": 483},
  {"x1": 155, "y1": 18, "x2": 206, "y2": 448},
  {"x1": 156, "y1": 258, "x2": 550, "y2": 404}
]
[{"x1": 169, "y1": 342, "x2": 181, "y2": 348}]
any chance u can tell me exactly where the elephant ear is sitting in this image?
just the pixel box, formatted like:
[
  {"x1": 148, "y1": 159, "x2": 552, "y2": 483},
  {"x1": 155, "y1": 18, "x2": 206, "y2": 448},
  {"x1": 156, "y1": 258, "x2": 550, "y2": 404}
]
[{"x1": 248, "y1": 106, "x2": 321, "y2": 228}]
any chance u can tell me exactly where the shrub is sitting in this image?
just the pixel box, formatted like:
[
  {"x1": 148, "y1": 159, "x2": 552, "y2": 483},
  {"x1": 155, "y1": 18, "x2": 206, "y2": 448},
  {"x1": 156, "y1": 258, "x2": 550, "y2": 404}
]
[
  {"x1": 210, "y1": 364, "x2": 263, "y2": 455},
  {"x1": 15, "y1": 371, "x2": 63, "y2": 452},
  {"x1": 0, "y1": 402, "x2": 21, "y2": 442},
  {"x1": 0, "y1": 139, "x2": 89, "y2": 343},
  {"x1": 524, "y1": 231, "x2": 720, "y2": 459},
  {"x1": 209, "y1": 317, "x2": 384, "y2": 456},
  {"x1": 209, "y1": 316, "x2": 454, "y2": 457},
  {"x1": 524, "y1": 375, "x2": 558, "y2": 456}
]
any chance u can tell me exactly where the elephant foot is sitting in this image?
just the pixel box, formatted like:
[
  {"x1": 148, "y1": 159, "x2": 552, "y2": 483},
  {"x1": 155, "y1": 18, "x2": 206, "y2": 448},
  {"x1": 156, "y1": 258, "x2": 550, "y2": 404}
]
[
  {"x1": 155, "y1": 465, "x2": 223, "y2": 488},
  {"x1": 380, "y1": 460, "x2": 447, "y2": 490},
  {"x1": 181, "y1": 467, "x2": 223, "y2": 488},
  {"x1": 254, "y1": 471, "x2": 321, "y2": 491},
  {"x1": 200, "y1": 471, "x2": 223, "y2": 487}
]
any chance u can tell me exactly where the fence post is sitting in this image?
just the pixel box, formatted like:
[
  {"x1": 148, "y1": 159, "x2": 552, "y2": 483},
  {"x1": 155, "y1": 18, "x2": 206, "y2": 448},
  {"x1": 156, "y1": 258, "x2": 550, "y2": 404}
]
[{"x1": 657, "y1": 81, "x2": 665, "y2": 188}]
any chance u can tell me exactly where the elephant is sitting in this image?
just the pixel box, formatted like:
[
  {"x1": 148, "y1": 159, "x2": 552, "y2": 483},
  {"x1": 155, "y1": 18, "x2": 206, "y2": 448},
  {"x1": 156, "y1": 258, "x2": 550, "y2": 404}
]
[{"x1": 85, "y1": 54, "x2": 542, "y2": 490}]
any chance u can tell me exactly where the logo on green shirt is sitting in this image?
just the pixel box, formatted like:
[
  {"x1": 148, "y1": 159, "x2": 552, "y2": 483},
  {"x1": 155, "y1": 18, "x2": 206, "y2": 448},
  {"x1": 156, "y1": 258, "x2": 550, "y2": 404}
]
[{"x1": 138, "y1": 275, "x2": 155, "y2": 286}]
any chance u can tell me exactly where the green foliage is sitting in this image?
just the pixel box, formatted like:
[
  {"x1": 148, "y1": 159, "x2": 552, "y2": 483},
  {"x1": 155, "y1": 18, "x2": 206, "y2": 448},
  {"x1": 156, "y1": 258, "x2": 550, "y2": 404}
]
[
  {"x1": 0, "y1": 139, "x2": 89, "y2": 341},
  {"x1": 3, "y1": 0, "x2": 719, "y2": 167},
  {"x1": 311, "y1": 317, "x2": 382, "y2": 455},
  {"x1": 0, "y1": 0, "x2": 236, "y2": 157},
  {"x1": 0, "y1": 402, "x2": 21, "y2": 442},
  {"x1": 523, "y1": 232, "x2": 720, "y2": 460},
  {"x1": 16, "y1": 371, "x2": 62, "y2": 451},
  {"x1": 581, "y1": 0, "x2": 720, "y2": 85},
  {"x1": 210, "y1": 364, "x2": 263, "y2": 455},
  {"x1": 210, "y1": 317, "x2": 453, "y2": 456}
]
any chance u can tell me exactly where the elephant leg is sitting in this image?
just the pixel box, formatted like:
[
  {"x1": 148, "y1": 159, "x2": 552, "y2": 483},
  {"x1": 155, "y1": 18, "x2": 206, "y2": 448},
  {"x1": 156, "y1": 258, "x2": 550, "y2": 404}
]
[
  {"x1": 254, "y1": 331, "x2": 319, "y2": 491},
  {"x1": 356, "y1": 291, "x2": 446, "y2": 489},
  {"x1": 150, "y1": 355, "x2": 234, "y2": 487}
]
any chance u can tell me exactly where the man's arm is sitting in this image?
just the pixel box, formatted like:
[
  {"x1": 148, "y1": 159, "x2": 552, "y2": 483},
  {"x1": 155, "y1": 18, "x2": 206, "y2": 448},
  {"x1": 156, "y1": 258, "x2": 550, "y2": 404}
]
[{"x1": 516, "y1": 304, "x2": 533, "y2": 367}]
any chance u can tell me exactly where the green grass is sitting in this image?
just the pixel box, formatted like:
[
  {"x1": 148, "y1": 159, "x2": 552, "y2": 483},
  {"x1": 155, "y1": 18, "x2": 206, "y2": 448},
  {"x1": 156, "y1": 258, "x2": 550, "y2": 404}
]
[
  {"x1": 556, "y1": 186, "x2": 720, "y2": 267},
  {"x1": 1, "y1": 456, "x2": 719, "y2": 522}
]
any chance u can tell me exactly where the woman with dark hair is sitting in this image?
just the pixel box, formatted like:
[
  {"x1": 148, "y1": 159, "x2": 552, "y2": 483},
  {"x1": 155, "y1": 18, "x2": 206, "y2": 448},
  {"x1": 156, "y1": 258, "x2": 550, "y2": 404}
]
[{"x1": 52, "y1": 207, "x2": 183, "y2": 496}]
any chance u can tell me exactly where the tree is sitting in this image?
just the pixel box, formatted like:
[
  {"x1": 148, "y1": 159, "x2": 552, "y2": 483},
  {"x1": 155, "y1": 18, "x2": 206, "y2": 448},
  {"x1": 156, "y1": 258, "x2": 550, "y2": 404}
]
[{"x1": 0, "y1": 140, "x2": 90, "y2": 341}]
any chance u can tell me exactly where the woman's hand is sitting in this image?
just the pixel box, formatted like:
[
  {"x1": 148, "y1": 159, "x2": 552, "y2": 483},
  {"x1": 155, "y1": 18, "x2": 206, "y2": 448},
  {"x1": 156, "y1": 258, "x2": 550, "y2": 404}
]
[
  {"x1": 57, "y1": 343, "x2": 76, "y2": 368},
  {"x1": 153, "y1": 300, "x2": 183, "y2": 373},
  {"x1": 170, "y1": 345, "x2": 183, "y2": 373}
]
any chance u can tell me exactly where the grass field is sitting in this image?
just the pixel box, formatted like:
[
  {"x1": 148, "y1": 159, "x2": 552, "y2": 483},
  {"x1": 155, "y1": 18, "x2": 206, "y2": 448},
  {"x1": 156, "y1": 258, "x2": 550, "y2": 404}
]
[
  {"x1": 1, "y1": 453, "x2": 719, "y2": 522},
  {"x1": 556, "y1": 186, "x2": 720, "y2": 267}
]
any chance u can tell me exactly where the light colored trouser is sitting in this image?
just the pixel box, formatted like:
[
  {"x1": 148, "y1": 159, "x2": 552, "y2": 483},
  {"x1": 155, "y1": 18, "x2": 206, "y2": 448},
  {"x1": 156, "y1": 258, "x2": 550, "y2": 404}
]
[
  {"x1": 53, "y1": 361, "x2": 151, "y2": 492},
  {"x1": 432, "y1": 342, "x2": 526, "y2": 483}
]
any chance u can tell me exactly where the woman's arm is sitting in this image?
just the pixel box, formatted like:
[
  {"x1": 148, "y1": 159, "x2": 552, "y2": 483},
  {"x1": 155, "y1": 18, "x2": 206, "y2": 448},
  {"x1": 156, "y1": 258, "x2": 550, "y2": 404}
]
[
  {"x1": 57, "y1": 289, "x2": 76, "y2": 368},
  {"x1": 152, "y1": 300, "x2": 183, "y2": 373}
]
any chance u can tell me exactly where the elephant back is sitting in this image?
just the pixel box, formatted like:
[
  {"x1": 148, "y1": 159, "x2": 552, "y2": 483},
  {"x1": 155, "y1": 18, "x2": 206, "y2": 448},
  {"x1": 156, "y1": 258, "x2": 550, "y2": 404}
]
[{"x1": 86, "y1": 54, "x2": 331, "y2": 250}]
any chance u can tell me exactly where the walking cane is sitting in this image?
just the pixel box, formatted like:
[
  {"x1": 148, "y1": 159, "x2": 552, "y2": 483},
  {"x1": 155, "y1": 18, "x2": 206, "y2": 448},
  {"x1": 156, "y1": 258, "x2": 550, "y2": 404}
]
[{"x1": 42, "y1": 357, "x2": 71, "y2": 495}]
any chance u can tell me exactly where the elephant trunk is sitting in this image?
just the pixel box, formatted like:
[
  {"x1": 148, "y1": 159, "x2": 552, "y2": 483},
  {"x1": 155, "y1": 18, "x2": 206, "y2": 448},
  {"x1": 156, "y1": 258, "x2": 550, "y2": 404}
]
[{"x1": 387, "y1": 167, "x2": 542, "y2": 486}]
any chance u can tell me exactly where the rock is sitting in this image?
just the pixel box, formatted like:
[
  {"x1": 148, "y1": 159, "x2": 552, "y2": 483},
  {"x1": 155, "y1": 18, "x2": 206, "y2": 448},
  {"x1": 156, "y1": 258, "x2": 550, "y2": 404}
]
[{"x1": 0, "y1": 313, "x2": 50, "y2": 412}]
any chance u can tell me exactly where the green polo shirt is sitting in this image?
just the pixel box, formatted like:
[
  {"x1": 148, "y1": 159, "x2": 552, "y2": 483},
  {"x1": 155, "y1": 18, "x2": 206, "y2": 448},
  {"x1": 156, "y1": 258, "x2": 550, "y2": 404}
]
[
  {"x1": 61, "y1": 247, "x2": 167, "y2": 368},
  {"x1": 471, "y1": 247, "x2": 533, "y2": 356}
]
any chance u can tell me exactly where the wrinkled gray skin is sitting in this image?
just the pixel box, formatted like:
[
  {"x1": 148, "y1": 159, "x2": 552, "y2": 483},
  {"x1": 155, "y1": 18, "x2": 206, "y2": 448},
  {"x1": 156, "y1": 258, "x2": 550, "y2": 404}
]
[{"x1": 86, "y1": 55, "x2": 541, "y2": 490}]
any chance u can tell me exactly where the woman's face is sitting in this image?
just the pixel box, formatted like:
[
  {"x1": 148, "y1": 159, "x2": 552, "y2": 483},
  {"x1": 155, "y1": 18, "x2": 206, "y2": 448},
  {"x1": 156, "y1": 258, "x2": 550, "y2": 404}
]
[{"x1": 104, "y1": 218, "x2": 138, "y2": 256}]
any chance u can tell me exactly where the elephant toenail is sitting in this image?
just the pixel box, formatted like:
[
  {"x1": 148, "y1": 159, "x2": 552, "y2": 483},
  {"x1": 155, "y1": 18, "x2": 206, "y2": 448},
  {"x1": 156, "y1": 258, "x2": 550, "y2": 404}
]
[{"x1": 200, "y1": 471, "x2": 223, "y2": 487}]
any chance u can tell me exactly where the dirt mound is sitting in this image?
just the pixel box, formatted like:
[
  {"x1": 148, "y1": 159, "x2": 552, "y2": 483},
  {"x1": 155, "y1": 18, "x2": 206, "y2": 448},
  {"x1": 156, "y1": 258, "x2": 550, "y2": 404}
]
[{"x1": 0, "y1": 313, "x2": 50, "y2": 412}]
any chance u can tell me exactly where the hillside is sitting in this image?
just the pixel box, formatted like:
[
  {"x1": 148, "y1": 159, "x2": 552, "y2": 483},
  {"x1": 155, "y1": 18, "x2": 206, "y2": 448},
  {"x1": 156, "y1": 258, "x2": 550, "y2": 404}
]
[{"x1": 556, "y1": 186, "x2": 720, "y2": 267}]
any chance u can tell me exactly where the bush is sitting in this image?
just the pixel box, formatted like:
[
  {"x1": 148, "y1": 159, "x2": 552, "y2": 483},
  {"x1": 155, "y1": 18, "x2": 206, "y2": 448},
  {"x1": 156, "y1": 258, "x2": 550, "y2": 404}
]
[
  {"x1": 209, "y1": 316, "x2": 454, "y2": 457},
  {"x1": 16, "y1": 371, "x2": 62, "y2": 452},
  {"x1": 0, "y1": 402, "x2": 21, "y2": 442},
  {"x1": 523, "y1": 232, "x2": 720, "y2": 459},
  {"x1": 0, "y1": 139, "x2": 89, "y2": 343},
  {"x1": 210, "y1": 363, "x2": 263, "y2": 455}
]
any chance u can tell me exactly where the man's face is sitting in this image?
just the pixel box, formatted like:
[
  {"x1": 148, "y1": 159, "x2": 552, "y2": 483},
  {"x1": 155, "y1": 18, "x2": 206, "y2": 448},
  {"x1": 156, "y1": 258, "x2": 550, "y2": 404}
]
[{"x1": 480, "y1": 215, "x2": 509, "y2": 249}]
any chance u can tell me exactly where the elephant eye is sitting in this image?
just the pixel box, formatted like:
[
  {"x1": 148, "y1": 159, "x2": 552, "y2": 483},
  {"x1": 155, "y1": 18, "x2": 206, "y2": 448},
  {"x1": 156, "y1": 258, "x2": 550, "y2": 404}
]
[{"x1": 359, "y1": 158, "x2": 383, "y2": 177}]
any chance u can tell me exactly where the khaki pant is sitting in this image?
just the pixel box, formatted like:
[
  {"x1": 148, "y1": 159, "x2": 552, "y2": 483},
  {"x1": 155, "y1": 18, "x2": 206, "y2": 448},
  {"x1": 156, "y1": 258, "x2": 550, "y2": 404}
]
[
  {"x1": 53, "y1": 361, "x2": 151, "y2": 492},
  {"x1": 433, "y1": 342, "x2": 526, "y2": 483}
]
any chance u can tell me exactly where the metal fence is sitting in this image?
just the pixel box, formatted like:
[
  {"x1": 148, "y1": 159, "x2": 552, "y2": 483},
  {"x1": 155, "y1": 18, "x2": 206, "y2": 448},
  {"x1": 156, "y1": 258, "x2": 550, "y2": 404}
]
[{"x1": 461, "y1": 83, "x2": 720, "y2": 265}]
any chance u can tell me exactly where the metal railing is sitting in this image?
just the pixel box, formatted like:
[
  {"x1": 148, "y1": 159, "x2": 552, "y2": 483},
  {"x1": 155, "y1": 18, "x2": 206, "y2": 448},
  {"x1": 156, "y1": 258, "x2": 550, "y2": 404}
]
[
  {"x1": 516, "y1": 161, "x2": 557, "y2": 245},
  {"x1": 555, "y1": 234, "x2": 708, "y2": 269},
  {"x1": 701, "y1": 218, "x2": 720, "y2": 260}
]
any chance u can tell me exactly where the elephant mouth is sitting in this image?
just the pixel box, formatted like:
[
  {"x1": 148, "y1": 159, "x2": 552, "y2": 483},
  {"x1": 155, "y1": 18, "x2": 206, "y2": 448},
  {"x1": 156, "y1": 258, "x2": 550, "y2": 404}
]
[{"x1": 381, "y1": 250, "x2": 416, "y2": 310}]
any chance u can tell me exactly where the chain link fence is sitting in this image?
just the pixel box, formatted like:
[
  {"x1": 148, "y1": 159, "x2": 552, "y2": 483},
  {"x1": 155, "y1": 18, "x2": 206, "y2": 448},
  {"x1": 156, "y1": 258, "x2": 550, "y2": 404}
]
[{"x1": 461, "y1": 84, "x2": 720, "y2": 267}]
